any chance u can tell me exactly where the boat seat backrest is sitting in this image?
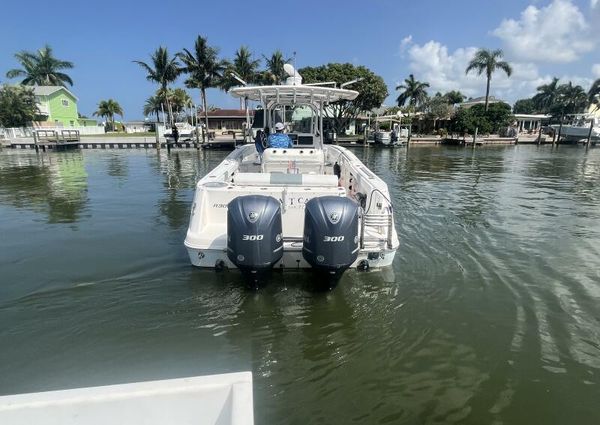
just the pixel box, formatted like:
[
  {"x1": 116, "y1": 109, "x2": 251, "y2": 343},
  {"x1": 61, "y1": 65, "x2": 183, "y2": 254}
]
[
  {"x1": 234, "y1": 172, "x2": 338, "y2": 187},
  {"x1": 261, "y1": 148, "x2": 324, "y2": 173}
]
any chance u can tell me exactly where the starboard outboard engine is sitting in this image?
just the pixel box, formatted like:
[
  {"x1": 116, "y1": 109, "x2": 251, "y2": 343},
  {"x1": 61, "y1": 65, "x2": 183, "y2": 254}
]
[
  {"x1": 302, "y1": 196, "x2": 359, "y2": 286},
  {"x1": 227, "y1": 195, "x2": 283, "y2": 286}
]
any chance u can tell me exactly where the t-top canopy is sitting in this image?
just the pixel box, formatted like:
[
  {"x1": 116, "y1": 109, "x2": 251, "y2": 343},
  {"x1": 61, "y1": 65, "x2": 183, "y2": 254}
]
[{"x1": 229, "y1": 85, "x2": 359, "y2": 104}]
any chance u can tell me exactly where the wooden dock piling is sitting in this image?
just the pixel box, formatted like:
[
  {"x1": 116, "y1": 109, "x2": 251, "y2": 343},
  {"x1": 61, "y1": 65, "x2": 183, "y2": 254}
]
[{"x1": 586, "y1": 118, "x2": 595, "y2": 150}]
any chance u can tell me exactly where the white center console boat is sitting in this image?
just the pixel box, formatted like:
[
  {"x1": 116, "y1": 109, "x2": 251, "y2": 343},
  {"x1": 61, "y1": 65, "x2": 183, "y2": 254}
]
[
  {"x1": 184, "y1": 68, "x2": 399, "y2": 286},
  {"x1": 164, "y1": 122, "x2": 198, "y2": 141}
]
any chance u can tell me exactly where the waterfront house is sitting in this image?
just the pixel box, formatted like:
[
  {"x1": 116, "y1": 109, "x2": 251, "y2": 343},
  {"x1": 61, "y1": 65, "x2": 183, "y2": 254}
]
[
  {"x1": 32, "y1": 86, "x2": 97, "y2": 128},
  {"x1": 123, "y1": 121, "x2": 151, "y2": 133},
  {"x1": 514, "y1": 114, "x2": 552, "y2": 134},
  {"x1": 459, "y1": 96, "x2": 504, "y2": 109},
  {"x1": 199, "y1": 109, "x2": 254, "y2": 133}
]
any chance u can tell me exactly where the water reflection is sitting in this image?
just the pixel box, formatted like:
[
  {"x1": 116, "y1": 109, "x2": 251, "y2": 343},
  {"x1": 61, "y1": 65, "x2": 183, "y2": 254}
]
[
  {"x1": 0, "y1": 151, "x2": 88, "y2": 223},
  {"x1": 151, "y1": 151, "x2": 202, "y2": 229},
  {"x1": 106, "y1": 153, "x2": 128, "y2": 181}
]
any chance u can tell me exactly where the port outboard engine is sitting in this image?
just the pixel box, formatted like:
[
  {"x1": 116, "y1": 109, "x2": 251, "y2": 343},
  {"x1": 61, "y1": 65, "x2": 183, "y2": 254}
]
[
  {"x1": 227, "y1": 195, "x2": 283, "y2": 286},
  {"x1": 302, "y1": 196, "x2": 359, "y2": 286}
]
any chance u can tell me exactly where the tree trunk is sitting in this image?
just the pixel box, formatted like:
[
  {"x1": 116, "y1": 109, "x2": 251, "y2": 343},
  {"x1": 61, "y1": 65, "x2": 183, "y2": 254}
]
[
  {"x1": 202, "y1": 88, "x2": 209, "y2": 143},
  {"x1": 161, "y1": 84, "x2": 174, "y2": 125},
  {"x1": 484, "y1": 74, "x2": 491, "y2": 111},
  {"x1": 166, "y1": 98, "x2": 174, "y2": 125}
]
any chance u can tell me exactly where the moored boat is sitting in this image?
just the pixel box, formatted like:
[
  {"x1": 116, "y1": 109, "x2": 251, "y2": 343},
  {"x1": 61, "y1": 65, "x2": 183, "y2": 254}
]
[
  {"x1": 550, "y1": 114, "x2": 600, "y2": 144},
  {"x1": 184, "y1": 66, "x2": 399, "y2": 286},
  {"x1": 164, "y1": 122, "x2": 198, "y2": 141}
]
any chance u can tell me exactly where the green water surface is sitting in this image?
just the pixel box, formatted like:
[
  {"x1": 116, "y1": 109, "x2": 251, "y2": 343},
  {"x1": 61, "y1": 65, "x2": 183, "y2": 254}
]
[{"x1": 0, "y1": 146, "x2": 599, "y2": 424}]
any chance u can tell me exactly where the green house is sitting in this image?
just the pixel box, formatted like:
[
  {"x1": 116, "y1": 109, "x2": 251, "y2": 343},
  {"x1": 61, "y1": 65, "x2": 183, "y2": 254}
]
[{"x1": 32, "y1": 86, "x2": 96, "y2": 127}]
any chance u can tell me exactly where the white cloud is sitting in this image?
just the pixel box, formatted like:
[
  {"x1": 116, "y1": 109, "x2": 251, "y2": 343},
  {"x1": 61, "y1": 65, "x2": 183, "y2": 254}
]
[
  {"x1": 592, "y1": 0, "x2": 599, "y2": 9},
  {"x1": 405, "y1": 40, "x2": 550, "y2": 103},
  {"x1": 399, "y1": 35, "x2": 413, "y2": 55},
  {"x1": 593, "y1": 64, "x2": 600, "y2": 78},
  {"x1": 558, "y1": 75, "x2": 594, "y2": 89},
  {"x1": 492, "y1": 0, "x2": 594, "y2": 63}
]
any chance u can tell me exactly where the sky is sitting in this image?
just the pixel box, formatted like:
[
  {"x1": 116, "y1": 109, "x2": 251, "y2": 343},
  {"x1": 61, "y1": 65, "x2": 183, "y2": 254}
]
[{"x1": 1, "y1": 0, "x2": 599, "y2": 120}]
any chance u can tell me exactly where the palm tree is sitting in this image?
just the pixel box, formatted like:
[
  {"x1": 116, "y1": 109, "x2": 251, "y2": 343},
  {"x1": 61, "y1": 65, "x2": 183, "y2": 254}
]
[
  {"x1": 177, "y1": 36, "x2": 228, "y2": 142},
  {"x1": 396, "y1": 74, "x2": 430, "y2": 108},
  {"x1": 444, "y1": 90, "x2": 466, "y2": 105},
  {"x1": 6, "y1": 45, "x2": 74, "y2": 87},
  {"x1": 134, "y1": 47, "x2": 180, "y2": 124},
  {"x1": 94, "y1": 99, "x2": 123, "y2": 132},
  {"x1": 396, "y1": 74, "x2": 430, "y2": 137},
  {"x1": 465, "y1": 48, "x2": 512, "y2": 111},
  {"x1": 223, "y1": 46, "x2": 261, "y2": 108},
  {"x1": 262, "y1": 50, "x2": 290, "y2": 85},
  {"x1": 533, "y1": 77, "x2": 560, "y2": 113},
  {"x1": 231, "y1": 46, "x2": 260, "y2": 85},
  {"x1": 557, "y1": 82, "x2": 588, "y2": 115},
  {"x1": 143, "y1": 95, "x2": 162, "y2": 122},
  {"x1": 169, "y1": 88, "x2": 193, "y2": 119},
  {"x1": 588, "y1": 79, "x2": 600, "y2": 111}
]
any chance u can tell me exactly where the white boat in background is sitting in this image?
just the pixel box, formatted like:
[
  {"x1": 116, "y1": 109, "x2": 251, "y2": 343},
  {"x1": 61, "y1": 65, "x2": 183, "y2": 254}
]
[
  {"x1": 0, "y1": 372, "x2": 254, "y2": 425},
  {"x1": 373, "y1": 116, "x2": 409, "y2": 146},
  {"x1": 164, "y1": 122, "x2": 198, "y2": 141},
  {"x1": 184, "y1": 65, "x2": 399, "y2": 286},
  {"x1": 550, "y1": 114, "x2": 600, "y2": 143},
  {"x1": 374, "y1": 128, "x2": 408, "y2": 146}
]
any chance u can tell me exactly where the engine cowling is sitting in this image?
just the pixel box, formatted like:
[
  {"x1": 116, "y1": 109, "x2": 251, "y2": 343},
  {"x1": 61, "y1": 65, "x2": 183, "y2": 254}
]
[
  {"x1": 227, "y1": 195, "x2": 283, "y2": 282},
  {"x1": 302, "y1": 196, "x2": 359, "y2": 281}
]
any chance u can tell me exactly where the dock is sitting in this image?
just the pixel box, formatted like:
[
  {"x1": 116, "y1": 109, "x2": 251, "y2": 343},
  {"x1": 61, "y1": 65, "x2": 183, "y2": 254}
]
[
  {"x1": 201, "y1": 137, "x2": 241, "y2": 149},
  {"x1": 28, "y1": 129, "x2": 81, "y2": 151},
  {"x1": 4, "y1": 133, "x2": 591, "y2": 152},
  {"x1": 516, "y1": 136, "x2": 550, "y2": 144},
  {"x1": 10, "y1": 139, "x2": 199, "y2": 150},
  {"x1": 442, "y1": 137, "x2": 517, "y2": 146},
  {"x1": 6, "y1": 135, "x2": 242, "y2": 151}
]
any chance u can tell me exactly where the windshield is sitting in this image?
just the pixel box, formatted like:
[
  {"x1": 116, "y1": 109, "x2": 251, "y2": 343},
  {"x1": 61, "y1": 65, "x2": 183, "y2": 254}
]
[{"x1": 285, "y1": 105, "x2": 315, "y2": 134}]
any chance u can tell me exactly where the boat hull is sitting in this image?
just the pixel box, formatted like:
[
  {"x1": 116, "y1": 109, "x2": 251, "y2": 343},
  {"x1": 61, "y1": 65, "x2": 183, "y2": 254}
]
[
  {"x1": 551, "y1": 124, "x2": 600, "y2": 141},
  {"x1": 0, "y1": 373, "x2": 253, "y2": 425},
  {"x1": 185, "y1": 245, "x2": 396, "y2": 270}
]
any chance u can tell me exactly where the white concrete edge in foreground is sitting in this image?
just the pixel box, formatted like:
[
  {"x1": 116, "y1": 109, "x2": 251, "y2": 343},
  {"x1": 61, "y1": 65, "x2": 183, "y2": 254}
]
[{"x1": 0, "y1": 372, "x2": 253, "y2": 425}]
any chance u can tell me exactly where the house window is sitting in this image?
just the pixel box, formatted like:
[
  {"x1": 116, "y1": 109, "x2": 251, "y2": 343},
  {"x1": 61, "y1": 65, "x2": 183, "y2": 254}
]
[
  {"x1": 62, "y1": 99, "x2": 69, "y2": 107},
  {"x1": 70, "y1": 121, "x2": 74, "y2": 127}
]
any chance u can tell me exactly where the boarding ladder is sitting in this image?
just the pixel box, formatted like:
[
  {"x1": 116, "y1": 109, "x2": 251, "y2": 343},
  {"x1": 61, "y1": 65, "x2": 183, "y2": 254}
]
[{"x1": 359, "y1": 209, "x2": 394, "y2": 250}]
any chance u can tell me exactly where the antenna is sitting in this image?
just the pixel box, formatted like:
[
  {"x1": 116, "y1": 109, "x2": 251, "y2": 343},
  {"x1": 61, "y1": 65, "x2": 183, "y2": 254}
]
[
  {"x1": 340, "y1": 78, "x2": 364, "y2": 88},
  {"x1": 293, "y1": 51, "x2": 297, "y2": 74},
  {"x1": 229, "y1": 71, "x2": 247, "y2": 86}
]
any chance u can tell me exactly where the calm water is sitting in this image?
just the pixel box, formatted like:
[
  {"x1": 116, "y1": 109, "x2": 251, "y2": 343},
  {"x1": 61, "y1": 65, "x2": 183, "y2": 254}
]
[{"x1": 1, "y1": 145, "x2": 599, "y2": 424}]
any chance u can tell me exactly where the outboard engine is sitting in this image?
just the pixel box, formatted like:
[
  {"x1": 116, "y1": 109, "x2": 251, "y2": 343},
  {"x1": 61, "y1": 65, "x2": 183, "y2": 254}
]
[
  {"x1": 302, "y1": 196, "x2": 359, "y2": 286},
  {"x1": 227, "y1": 195, "x2": 283, "y2": 286}
]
